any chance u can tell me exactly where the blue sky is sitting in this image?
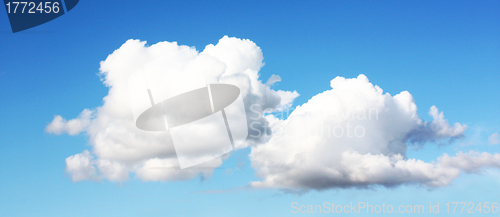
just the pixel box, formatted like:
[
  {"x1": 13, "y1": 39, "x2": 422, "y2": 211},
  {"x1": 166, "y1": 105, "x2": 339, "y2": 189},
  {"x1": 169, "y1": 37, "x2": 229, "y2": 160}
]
[{"x1": 1, "y1": 0, "x2": 499, "y2": 216}]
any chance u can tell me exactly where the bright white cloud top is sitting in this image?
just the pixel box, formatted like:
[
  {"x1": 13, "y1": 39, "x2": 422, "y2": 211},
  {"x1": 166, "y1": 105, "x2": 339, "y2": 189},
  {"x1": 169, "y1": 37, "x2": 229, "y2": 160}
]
[{"x1": 46, "y1": 36, "x2": 500, "y2": 190}]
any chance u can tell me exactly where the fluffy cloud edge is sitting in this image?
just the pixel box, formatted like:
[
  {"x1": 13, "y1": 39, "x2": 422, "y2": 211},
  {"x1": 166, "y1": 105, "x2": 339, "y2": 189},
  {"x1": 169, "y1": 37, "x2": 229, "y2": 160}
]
[
  {"x1": 47, "y1": 36, "x2": 299, "y2": 183},
  {"x1": 248, "y1": 74, "x2": 499, "y2": 191}
]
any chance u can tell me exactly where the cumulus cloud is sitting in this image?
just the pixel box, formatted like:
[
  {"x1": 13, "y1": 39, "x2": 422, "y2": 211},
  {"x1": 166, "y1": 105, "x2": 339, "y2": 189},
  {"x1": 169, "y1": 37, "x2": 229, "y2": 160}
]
[
  {"x1": 266, "y1": 74, "x2": 281, "y2": 86},
  {"x1": 47, "y1": 36, "x2": 298, "y2": 182},
  {"x1": 489, "y1": 133, "x2": 499, "y2": 145},
  {"x1": 47, "y1": 36, "x2": 499, "y2": 189},
  {"x1": 439, "y1": 151, "x2": 500, "y2": 173},
  {"x1": 405, "y1": 105, "x2": 467, "y2": 144},
  {"x1": 45, "y1": 109, "x2": 92, "y2": 135},
  {"x1": 249, "y1": 75, "x2": 500, "y2": 191},
  {"x1": 65, "y1": 150, "x2": 99, "y2": 182}
]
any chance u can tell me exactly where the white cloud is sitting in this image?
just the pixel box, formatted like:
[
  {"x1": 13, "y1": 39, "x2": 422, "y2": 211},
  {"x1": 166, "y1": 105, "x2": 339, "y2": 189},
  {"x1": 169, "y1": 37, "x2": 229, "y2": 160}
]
[
  {"x1": 47, "y1": 36, "x2": 298, "y2": 182},
  {"x1": 405, "y1": 105, "x2": 467, "y2": 144},
  {"x1": 266, "y1": 74, "x2": 281, "y2": 86},
  {"x1": 439, "y1": 151, "x2": 500, "y2": 173},
  {"x1": 48, "y1": 36, "x2": 499, "y2": 189},
  {"x1": 65, "y1": 150, "x2": 99, "y2": 182},
  {"x1": 249, "y1": 75, "x2": 500, "y2": 191},
  {"x1": 276, "y1": 90, "x2": 300, "y2": 111},
  {"x1": 45, "y1": 109, "x2": 92, "y2": 135},
  {"x1": 489, "y1": 133, "x2": 499, "y2": 145},
  {"x1": 135, "y1": 157, "x2": 222, "y2": 182},
  {"x1": 96, "y1": 159, "x2": 129, "y2": 182}
]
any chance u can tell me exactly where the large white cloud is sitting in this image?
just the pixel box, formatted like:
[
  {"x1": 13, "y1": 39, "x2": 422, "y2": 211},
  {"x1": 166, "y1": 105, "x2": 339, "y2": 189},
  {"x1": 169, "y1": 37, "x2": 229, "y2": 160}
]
[
  {"x1": 249, "y1": 75, "x2": 500, "y2": 191},
  {"x1": 46, "y1": 36, "x2": 298, "y2": 182},
  {"x1": 48, "y1": 36, "x2": 500, "y2": 189}
]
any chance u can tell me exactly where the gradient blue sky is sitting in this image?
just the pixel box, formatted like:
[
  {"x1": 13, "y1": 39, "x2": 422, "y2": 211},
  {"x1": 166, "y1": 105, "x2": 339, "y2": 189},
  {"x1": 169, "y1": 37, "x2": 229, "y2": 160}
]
[{"x1": 1, "y1": 1, "x2": 499, "y2": 216}]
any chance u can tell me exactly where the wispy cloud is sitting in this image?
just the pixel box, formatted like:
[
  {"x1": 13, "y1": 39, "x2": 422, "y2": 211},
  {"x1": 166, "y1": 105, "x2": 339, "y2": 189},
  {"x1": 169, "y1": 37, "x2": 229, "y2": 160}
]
[{"x1": 489, "y1": 133, "x2": 499, "y2": 145}]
